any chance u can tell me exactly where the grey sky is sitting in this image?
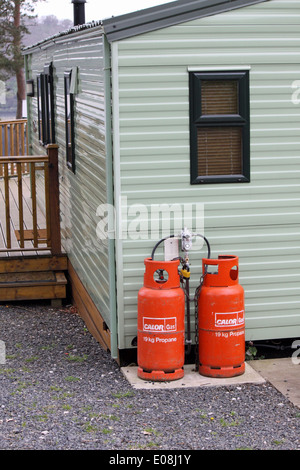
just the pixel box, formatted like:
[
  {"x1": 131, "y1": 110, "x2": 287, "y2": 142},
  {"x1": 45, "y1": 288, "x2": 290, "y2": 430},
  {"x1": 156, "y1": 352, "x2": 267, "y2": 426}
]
[{"x1": 34, "y1": 0, "x2": 174, "y2": 22}]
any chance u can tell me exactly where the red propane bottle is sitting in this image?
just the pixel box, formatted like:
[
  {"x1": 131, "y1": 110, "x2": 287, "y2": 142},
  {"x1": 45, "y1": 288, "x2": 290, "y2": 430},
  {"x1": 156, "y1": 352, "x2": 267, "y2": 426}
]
[
  {"x1": 198, "y1": 255, "x2": 245, "y2": 378},
  {"x1": 137, "y1": 258, "x2": 185, "y2": 381}
]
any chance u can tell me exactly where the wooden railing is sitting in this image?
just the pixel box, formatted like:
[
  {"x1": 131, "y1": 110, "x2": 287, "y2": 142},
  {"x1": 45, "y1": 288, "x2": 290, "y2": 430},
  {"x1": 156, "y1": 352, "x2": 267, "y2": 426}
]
[
  {"x1": 0, "y1": 145, "x2": 61, "y2": 256},
  {"x1": 0, "y1": 119, "x2": 29, "y2": 176}
]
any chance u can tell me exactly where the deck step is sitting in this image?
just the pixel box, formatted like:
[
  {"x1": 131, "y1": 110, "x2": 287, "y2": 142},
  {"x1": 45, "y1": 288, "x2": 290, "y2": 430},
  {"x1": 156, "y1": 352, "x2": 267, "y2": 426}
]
[
  {"x1": 0, "y1": 255, "x2": 68, "y2": 303},
  {"x1": 0, "y1": 271, "x2": 67, "y2": 302},
  {"x1": 0, "y1": 270, "x2": 66, "y2": 287},
  {"x1": 0, "y1": 254, "x2": 67, "y2": 274}
]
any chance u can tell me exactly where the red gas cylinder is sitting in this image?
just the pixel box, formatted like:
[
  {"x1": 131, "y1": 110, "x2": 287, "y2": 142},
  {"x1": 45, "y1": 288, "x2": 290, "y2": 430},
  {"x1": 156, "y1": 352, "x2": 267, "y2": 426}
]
[
  {"x1": 137, "y1": 258, "x2": 185, "y2": 381},
  {"x1": 197, "y1": 255, "x2": 245, "y2": 378}
]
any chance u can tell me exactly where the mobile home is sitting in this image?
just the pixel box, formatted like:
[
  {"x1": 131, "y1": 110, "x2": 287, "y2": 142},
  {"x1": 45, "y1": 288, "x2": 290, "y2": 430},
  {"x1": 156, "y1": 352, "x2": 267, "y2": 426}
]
[{"x1": 23, "y1": 0, "x2": 300, "y2": 362}]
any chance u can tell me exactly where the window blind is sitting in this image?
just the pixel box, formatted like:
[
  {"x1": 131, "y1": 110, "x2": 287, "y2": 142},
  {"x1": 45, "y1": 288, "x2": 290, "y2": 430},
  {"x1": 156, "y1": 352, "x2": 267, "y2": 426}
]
[
  {"x1": 197, "y1": 127, "x2": 242, "y2": 176},
  {"x1": 201, "y1": 80, "x2": 239, "y2": 115}
]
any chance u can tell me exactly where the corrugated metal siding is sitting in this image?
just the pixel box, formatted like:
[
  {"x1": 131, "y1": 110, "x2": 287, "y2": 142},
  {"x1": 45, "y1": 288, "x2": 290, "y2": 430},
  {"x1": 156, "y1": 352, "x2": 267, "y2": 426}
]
[
  {"x1": 27, "y1": 27, "x2": 112, "y2": 327},
  {"x1": 114, "y1": 0, "x2": 300, "y2": 348}
]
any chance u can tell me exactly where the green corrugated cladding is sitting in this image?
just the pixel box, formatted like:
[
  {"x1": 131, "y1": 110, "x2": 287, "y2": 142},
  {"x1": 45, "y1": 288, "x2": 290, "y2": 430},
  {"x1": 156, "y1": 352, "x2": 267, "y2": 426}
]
[
  {"x1": 26, "y1": 26, "x2": 113, "y2": 332},
  {"x1": 112, "y1": 0, "x2": 300, "y2": 348}
]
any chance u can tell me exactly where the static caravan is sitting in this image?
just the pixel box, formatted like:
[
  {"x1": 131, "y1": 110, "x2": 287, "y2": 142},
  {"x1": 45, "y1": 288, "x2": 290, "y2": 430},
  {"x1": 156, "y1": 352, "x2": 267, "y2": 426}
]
[{"x1": 23, "y1": 0, "x2": 300, "y2": 363}]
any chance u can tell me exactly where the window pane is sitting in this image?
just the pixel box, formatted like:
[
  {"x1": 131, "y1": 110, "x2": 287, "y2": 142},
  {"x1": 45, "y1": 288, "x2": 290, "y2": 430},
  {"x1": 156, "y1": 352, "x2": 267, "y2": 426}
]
[
  {"x1": 65, "y1": 75, "x2": 72, "y2": 165},
  {"x1": 46, "y1": 75, "x2": 54, "y2": 143},
  {"x1": 201, "y1": 80, "x2": 238, "y2": 115},
  {"x1": 64, "y1": 71, "x2": 75, "y2": 173},
  {"x1": 197, "y1": 127, "x2": 242, "y2": 176},
  {"x1": 37, "y1": 76, "x2": 43, "y2": 142}
]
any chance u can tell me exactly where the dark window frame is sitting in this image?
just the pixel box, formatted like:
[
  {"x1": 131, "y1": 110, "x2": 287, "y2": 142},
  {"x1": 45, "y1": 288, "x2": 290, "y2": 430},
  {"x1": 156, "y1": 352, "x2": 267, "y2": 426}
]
[
  {"x1": 36, "y1": 63, "x2": 55, "y2": 146},
  {"x1": 44, "y1": 62, "x2": 55, "y2": 145},
  {"x1": 37, "y1": 73, "x2": 46, "y2": 144},
  {"x1": 64, "y1": 69, "x2": 75, "y2": 173},
  {"x1": 189, "y1": 70, "x2": 250, "y2": 184}
]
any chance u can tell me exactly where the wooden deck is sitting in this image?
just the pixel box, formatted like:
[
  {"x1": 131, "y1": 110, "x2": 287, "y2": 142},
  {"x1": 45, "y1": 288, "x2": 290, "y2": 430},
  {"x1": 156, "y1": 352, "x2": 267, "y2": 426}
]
[
  {"x1": 0, "y1": 143, "x2": 67, "y2": 303},
  {"x1": 0, "y1": 175, "x2": 50, "y2": 257}
]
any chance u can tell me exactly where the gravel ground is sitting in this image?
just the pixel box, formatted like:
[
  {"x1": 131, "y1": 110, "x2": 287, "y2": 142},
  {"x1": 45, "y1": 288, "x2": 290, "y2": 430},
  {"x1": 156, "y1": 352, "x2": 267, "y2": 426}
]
[{"x1": 0, "y1": 302, "x2": 299, "y2": 452}]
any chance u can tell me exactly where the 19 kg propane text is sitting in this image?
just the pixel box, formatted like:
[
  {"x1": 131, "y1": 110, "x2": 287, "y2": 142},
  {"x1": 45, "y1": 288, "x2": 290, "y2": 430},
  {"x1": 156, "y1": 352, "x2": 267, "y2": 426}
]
[{"x1": 143, "y1": 335, "x2": 177, "y2": 343}]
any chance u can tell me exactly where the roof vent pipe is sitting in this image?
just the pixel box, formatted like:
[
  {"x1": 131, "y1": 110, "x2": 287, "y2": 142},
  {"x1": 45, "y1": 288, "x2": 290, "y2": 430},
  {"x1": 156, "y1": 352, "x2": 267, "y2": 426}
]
[{"x1": 72, "y1": 0, "x2": 86, "y2": 26}]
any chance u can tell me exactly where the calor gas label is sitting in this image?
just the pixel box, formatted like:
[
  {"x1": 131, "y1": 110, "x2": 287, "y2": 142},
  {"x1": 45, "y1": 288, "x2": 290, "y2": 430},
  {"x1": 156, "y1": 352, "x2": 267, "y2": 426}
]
[
  {"x1": 143, "y1": 317, "x2": 177, "y2": 333},
  {"x1": 215, "y1": 310, "x2": 245, "y2": 328}
]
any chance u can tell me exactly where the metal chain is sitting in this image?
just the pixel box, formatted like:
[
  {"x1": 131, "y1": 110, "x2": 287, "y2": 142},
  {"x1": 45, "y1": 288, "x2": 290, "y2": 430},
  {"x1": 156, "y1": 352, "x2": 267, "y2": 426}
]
[
  {"x1": 194, "y1": 273, "x2": 206, "y2": 371},
  {"x1": 194, "y1": 293, "x2": 199, "y2": 370}
]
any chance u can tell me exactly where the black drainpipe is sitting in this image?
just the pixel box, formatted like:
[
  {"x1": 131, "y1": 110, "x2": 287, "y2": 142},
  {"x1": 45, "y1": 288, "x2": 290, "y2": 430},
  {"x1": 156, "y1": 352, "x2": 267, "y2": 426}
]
[{"x1": 72, "y1": 0, "x2": 86, "y2": 26}]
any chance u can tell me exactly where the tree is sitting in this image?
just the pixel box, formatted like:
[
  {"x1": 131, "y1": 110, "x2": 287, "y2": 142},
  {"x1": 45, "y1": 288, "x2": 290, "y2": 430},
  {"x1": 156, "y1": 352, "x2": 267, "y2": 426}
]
[{"x1": 0, "y1": 0, "x2": 45, "y2": 118}]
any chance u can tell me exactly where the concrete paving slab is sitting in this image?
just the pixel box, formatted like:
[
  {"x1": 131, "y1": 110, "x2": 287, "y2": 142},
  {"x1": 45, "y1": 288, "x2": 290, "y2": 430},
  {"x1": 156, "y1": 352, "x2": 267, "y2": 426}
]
[
  {"x1": 121, "y1": 362, "x2": 265, "y2": 390},
  {"x1": 249, "y1": 358, "x2": 300, "y2": 408}
]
